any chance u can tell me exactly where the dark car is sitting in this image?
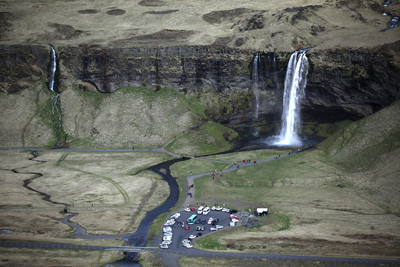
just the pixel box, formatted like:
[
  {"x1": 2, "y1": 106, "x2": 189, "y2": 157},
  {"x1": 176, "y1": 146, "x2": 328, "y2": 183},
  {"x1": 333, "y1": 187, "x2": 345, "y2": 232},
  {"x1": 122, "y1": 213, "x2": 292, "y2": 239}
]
[
  {"x1": 201, "y1": 220, "x2": 207, "y2": 224},
  {"x1": 195, "y1": 218, "x2": 201, "y2": 224},
  {"x1": 190, "y1": 207, "x2": 196, "y2": 211},
  {"x1": 229, "y1": 209, "x2": 238, "y2": 214},
  {"x1": 196, "y1": 233, "x2": 203, "y2": 237}
]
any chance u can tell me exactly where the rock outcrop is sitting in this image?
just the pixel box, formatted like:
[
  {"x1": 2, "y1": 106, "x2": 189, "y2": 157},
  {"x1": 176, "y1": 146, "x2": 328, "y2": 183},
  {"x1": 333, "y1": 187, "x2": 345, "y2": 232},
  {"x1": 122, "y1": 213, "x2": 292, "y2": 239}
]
[{"x1": 1, "y1": 42, "x2": 400, "y2": 125}]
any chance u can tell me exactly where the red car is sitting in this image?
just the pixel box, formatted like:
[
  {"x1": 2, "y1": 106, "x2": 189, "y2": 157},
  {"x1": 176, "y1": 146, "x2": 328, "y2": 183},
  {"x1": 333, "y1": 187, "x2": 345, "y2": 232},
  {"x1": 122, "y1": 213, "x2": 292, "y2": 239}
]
[
  {"x1": 185, "y1": 226, "x2": 190, "y2": 230},
  {"x1": 190, "y1": 207, "x2": 196, "y2": 211},
  {"x1": 230, "y1": 215, "x2": 239, "y2": 221}
]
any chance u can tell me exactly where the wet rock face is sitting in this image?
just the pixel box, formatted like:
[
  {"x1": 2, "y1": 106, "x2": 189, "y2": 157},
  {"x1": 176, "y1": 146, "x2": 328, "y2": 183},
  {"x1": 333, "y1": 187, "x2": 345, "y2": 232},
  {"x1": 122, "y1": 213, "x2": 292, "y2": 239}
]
[
  {"x1": 0, "y1": 44, "x2": 50, "y2": 93},
  {"x1": 58, "y1": 45, "x2": 255, "y2": 94},
  {"x1": 306, "y1": 41, "x2": 400, "y2": 120},
  {"x1": 0, "y1": 43, "x2": 399, "y2": 124}
]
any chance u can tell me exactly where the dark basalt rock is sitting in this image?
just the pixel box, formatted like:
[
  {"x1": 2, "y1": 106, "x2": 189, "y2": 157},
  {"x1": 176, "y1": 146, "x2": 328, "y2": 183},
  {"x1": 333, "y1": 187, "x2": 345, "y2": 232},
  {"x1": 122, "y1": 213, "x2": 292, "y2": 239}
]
[
  {"x1": 1, "y1": 43, "x2": 399, "y2": 125},
  {"x1": 106, "y1": 9, "x2": 126, "y2": 16}
]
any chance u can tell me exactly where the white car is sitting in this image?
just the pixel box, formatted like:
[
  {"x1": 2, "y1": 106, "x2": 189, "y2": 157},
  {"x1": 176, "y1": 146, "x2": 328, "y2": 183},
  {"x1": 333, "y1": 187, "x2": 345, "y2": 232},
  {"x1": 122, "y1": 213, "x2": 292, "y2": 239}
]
[
  {"x1": 161, "y1": 240, "x2": 172, "y2": 245},
  {"x1": 208, "y1": 217, "x2": 214, "y2": 224},
  {"x1": 164, "y1": 232, "x2": 173, "y2": 237},
  {"x1": 197, "y1": 206, "x2": 204, "y2": 214},
  {"x1": 170, "y1": 213, "x2": 181, "y2": 219},
  {"x1": 164, "y1": 219, "x2": 175, "y2": 226},
  {"x1": 160, "y1": 243, "x2": 169, "y2": 249},
  {"x1": 202, "y1": 207, "x2": 210, "y2": 215},
  {"x1": 216, "y1": 206, "x2": 222, "y2": 211},
  {"x1": 225, "y1": 209, "x2": 231, "y2": 213},
  {"x1": 188, "y1": 234, "x2": 196, "y2": 240},
  {"x1": 216, "y1": 225, "x2": 223, "y2": 229},
  {"x1": 182, "y1": 239, "x2": 191, "y2": 244},
  {"x1": 222, "y1": 208, "x2": 227, "y2": 212},
  {"x1": 184, "y1": 208, "x2": 191, "y2": 212},
  {"x1": 183, "y1": 243, "x2": 193, "y2": 248},
  {"x1": 163, "y1": 235, "x2": 172, "y2": 241},
  {"x1": 209, "y1": 227, "x2": 217, "y2": 231},
  {"x1": 211, "y1": 206, "x2": 216, "y2": 210},
  {"x1": 163, "y1": 227, "x2": 172, "y2": 232}
]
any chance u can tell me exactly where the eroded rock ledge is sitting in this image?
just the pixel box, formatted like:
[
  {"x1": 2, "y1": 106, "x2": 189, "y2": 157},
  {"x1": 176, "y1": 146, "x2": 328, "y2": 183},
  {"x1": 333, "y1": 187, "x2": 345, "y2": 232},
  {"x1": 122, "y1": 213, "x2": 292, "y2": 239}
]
[{"x1": 1, "y1": 42, "x2": 399, "y2": 123}]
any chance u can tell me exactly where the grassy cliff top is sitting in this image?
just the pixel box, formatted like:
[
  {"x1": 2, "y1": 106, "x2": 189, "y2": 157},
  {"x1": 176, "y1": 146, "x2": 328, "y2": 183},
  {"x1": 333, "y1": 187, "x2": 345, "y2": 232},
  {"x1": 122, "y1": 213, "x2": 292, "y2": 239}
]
[{"x1": 1, "y1": 0, "x2": 399, "y2": 51}]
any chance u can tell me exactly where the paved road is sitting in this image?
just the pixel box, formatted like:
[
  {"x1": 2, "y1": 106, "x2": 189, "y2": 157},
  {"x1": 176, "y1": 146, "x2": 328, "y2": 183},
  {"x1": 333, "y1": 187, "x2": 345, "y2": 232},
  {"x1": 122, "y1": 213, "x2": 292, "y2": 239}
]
[
  {"x1": 1, "y1": 241, "x2": 399, "y2": 266},
  {"x1": 3, "y1": 146, "x2": 400, "y2": 265}
]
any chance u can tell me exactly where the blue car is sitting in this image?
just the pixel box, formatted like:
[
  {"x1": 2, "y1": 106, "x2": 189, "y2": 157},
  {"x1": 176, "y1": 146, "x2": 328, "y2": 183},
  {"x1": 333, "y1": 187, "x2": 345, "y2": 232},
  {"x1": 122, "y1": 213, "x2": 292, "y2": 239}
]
[{"x1": 201, "y1": 220, "x2": 206, "y2": 224}]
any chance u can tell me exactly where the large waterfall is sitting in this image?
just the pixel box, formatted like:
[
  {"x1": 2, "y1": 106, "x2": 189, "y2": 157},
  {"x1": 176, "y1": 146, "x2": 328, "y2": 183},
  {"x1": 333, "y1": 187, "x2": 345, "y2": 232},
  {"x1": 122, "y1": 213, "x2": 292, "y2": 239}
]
[{"x1": 274, "y1": 50, "x2": 309, "y2": 146}]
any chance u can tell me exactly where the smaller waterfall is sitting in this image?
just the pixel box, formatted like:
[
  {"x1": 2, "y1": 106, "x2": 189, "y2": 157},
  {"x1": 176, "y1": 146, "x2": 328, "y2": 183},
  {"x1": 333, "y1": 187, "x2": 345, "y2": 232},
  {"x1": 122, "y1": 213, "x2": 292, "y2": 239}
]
[
  {"x1": 48, "y1": 45, "x2": 65, "y2": 146},
  {"x1": 48, "y1": 45, "x2": 57, "y2": 93},
  {"x1": 274, "y1": 50, "x2": 309, "y2": 147},
  {"x1": 252, "y1": 52, "x2": 261, "y2": 121}
]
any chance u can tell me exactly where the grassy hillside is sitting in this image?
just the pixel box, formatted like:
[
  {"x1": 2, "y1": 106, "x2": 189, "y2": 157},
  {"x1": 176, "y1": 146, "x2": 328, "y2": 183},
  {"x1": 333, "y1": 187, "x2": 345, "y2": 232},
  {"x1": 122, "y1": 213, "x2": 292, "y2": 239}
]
[
  {"x1": 319, "y1": 99, "x2": 400, "y2": 214},
  {"x1": 180, "y1": 101, "x2": 400, "y2": 258}
]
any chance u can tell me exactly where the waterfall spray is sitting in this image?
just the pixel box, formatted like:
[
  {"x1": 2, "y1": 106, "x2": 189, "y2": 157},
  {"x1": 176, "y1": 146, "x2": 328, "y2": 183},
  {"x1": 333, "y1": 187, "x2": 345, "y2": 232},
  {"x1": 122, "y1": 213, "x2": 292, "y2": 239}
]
[{"x1": 274, "y1": 50, "x2": 309, "y2": 146}]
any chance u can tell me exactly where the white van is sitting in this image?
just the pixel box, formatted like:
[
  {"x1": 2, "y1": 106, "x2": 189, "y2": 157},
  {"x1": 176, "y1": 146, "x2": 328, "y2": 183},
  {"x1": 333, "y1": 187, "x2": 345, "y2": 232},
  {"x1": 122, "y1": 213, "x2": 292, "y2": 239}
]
[
  {"x1": 197, "y1": 206, "x2": 204, "y2": 214},
  {"x1": 202, "y1": 207, "x2": 210, "y2": 215}
]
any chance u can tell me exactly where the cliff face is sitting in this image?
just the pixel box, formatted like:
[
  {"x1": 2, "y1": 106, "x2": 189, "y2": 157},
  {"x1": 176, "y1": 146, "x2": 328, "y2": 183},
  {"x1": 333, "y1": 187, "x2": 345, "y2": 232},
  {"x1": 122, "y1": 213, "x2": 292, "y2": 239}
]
[
  {"x1": 58, "y1": 42, "x2": 400, "y2": 122},
  {"x1": 0, "y1": 42, "x2": 399, "y2": 125}
]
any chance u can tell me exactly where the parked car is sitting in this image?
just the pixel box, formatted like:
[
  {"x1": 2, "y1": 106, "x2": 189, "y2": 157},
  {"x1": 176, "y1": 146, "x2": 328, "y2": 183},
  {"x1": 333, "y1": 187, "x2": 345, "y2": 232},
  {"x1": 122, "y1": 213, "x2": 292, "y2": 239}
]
[
  {"x1": 160, "y1": 243, "x2": 169, "y2": 249},
  {"x1": 200, "y1": 226, "x2": 205, "y2": 231},
  {"x1": 163, "y1": 235, "x2": 172, "y2": 241},
  {"x1": 197, "y1": 206, "x2": 204, "y2": 214},
  {"x1": 229, "y1": 209, "x2": 238, "y2": 214},
  {"x1": 182, "y1": 239, "x2": 191, "y2": 244},
  {"x1": 208, "y1": 217, "x2": 214, "y2": 224},
  {"x1": 164, "y1": 232, "x2": 173, "y2": 237},
  {"x1": 200, "y1": 220, "x2": 207, "y2": 224},
  {"x1": 216, "y1": 225, "x2": 223, "y2": 229},
  {"x1": 190, "y1": 207, "x2": 196, "y2": 211},
  {"x1": 163, "y1": 227, "x2": 172, "y2": 232},
  {"x1": 196, "y1": 233, "x2": 203, "y2": 237},
  {"x1": 216, "y1": 206, "x2": 222, "y2": 211},
  {"x1": 184, "y1": 208, "x2": 190, "y2": 212},
  {"x1": 183, "y1": 243, "x2": 193, "y2": 248},
  {"x1": 222, "y1": 208, "x2": 227, "y2": 212},
  {"x1": 225, "y1": 209, "x2": 231, "y2": 213},
  {"x1": 195, "y1": 218, "x2": 201, "y2": 224},
  {"x1": 188, "y1": 234, "x2": 196, "y2": 240},
  {"x1": 209, "y1": 227, "x2": 217, "y2": 231},
  {"x1": 161, "y1": 240, "x2": 172, "y2": 245},
  {"x1": 211, "y1": 206, "x2": 216, "y2": 210},
  {"x1": 202, "y1": 207, "x2": 210, "y2": 215},
  {"x1": 185, "y1": 226, "x2": 190, "y2": 230},
  {"x1": 164, "y1": 219, "x2": 175, "y2": 226},
  {"x1": 170, "y1": 213, "x2": 180, "y2": 219},
  {"x1": 196, "y1": 226, "x2": 202, "y2": 231}
]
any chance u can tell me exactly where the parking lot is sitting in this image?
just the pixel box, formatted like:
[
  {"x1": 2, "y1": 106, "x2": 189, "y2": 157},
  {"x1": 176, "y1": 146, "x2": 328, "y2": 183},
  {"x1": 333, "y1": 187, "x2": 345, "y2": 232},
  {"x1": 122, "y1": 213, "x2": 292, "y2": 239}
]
[{"x1": 160, "y1": 207, "x2": 245, "y2": 250}]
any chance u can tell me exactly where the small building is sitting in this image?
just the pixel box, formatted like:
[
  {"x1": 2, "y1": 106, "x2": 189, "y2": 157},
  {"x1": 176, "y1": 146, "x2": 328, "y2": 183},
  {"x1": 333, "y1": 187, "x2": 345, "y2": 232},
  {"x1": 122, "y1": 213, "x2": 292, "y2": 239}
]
[{"x1": 256, "y1": 208, "x2": 269, "y2": 216}]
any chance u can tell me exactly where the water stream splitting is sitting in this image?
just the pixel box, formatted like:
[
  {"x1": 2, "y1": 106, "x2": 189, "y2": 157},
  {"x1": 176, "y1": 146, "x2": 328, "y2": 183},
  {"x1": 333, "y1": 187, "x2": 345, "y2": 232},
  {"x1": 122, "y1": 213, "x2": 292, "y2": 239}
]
[
  {"x1": 48, "y1": 45, "x2": 65, "y2": 146},
  {"x1": 275, "y1": 49, "x2": 309, "y2": 147}
]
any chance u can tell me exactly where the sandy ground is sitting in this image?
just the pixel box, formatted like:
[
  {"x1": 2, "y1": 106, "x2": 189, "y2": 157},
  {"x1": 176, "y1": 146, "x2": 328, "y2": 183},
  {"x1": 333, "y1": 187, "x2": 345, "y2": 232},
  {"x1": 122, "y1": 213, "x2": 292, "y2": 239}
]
[{"x1": 0, "y1": 150, "x2": 171, "y2": 238}]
